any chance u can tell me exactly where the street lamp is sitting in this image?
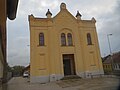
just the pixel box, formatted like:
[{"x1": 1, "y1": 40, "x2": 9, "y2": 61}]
[
  {"x1": 107, "y1": 34, "x2": 113, "y2": 72},
  {"x1": 107, "y1": 34, "x2": 112, "y2": 55}
]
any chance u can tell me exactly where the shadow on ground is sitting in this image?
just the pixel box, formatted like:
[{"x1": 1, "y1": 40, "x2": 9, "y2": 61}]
[
  {"x1": 56, "y1": 77, "x2": 120, "y2": 90},
  {"x1": 0, "y1": 84, "x2": 7, "y2": 90}
]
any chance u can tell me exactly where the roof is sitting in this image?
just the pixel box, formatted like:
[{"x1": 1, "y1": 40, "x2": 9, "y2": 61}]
[
  {"x1": 7, "y1": 0, "x2": 19, "y2": 20},
  {"x1": 103, "y1": 55, "x2": 112, "y2": 64},
  {"x1": 112, "y1": 52, "x2": 120, "y2": 63},
  {"x1": 103, "y1": 52, "x2": 120, "y2": 64},
  {"x1": 23, "y1": 65, "x2": 30, "y2": 71},
  {"x1": 29, "y1": 2, "x2": 96, "y2": 25}
]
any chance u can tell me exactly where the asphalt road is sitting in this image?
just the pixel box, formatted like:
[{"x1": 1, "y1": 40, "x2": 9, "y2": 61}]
[{"x1": 0, "y1": 77, "x2": 120, "y2": 90}]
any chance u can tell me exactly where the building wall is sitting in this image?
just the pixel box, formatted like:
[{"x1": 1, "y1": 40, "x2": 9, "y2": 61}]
[
  {"x1": 114, "y1": 63, "x2": 120, "y2": 70},
  {"x1": 0, "y1": 0, "x2": 7, "y2": 83},
  {"x1": 0, "y1": 0, "x2": 7, "y2": 59},
  {"x1": 29, "y1": 3, "x2": 104, "y2": 83},
  {"x1": 103, "y1": 64, "x2": 112, "y2": 73},
  {"x1": 0, "y1": 60, "x2": 3, "y2": 79},
  {"x1": 0, "y1": 0, "x2": 19, "y2": 84}
]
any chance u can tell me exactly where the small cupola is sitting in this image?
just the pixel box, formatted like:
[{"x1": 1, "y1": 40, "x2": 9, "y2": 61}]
[
  {"x1": 76, "y1": 11, "x2": 82, "y2": 20},
  {"x1": 46, "y1": 9, "x2": 52, "y2": 18},
  {"x1": 91, "y1": 17, "x2": 96, "y2": 23},
  {"x1": 60, "y1": 3, "x2": 66, "y2": 10}
]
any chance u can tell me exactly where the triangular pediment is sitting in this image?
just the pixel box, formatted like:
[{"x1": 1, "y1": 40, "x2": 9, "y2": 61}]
[{"x1": 53, "y1": 9, "x2": 77, "y2": 23}]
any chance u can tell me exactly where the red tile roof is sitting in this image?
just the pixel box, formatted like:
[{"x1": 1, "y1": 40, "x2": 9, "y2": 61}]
[{"x1": 103, "y1": 52, "x2": 120, "y2": 64}]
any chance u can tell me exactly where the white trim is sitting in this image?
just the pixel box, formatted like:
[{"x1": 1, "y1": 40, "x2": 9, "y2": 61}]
[
  {"x1": 76, "y1": 72, "x2": 86, "y2": 78},
  {"x1": 30, "y1": 71, "x2": 104, "y2": 83},
  {"x1": 85, "y1": 70, "x2": 104, "y2": 78},
  {"x1": 76, "y1": 70, "x2": 104, "y2": 78},
  {"x1": 30, "y1": 74, "x2": 64, "y2": 83},
  {"x1": 50, "y1": 74, "x2": 64, "y2": 81},
  {"x1": 30, "y1": 75, "x2": 49, "y2": 83},
  {"x1": 56, "y1": 74, "x2": 64, "y2": 80}
]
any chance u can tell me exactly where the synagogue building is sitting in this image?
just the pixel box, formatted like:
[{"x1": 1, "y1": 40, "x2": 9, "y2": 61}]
[{"x1": 29, "y1": 3, "x2": 104, "y2": 83}]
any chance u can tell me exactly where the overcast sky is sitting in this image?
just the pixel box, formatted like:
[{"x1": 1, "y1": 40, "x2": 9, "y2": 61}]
[{"x1": 7, "y1": 0, "x2": 120, "y2": 66}]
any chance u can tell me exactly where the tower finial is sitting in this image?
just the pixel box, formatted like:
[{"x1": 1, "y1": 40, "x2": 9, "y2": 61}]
[
  {"x1": 60, "y1": 3, "x2": 66, "y2": 10},
  {"x1": 91, "y1": 17, "x2": 96, "y2": 23},
  {"x1": 76, "y1": 11, "x2": 82, "y2": 20},
  {"x1": 46, "y1": 9, "x2": 52, "y2": 18}
]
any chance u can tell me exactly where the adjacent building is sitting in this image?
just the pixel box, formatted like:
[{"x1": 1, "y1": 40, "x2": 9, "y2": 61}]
[
  {"x1": 103, "y1": 52, "x2": 120, "y2": 75},
  {"x1": 102, "y1": 55, "x2": 112, "y2": 73},
  {"x1": 29, "y1": 3, "x2": 104, "y2": 83},
  {"x1": 0, "y1": 0, "x2": 19, "y2": 84},
  {"x1": 23, "y1": 65, "x2": 30, "y2": 77}
]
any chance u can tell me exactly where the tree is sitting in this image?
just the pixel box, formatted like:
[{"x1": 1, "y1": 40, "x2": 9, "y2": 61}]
[{"x1": 11, "y1": 66, "x2": 25, "y2": 77}]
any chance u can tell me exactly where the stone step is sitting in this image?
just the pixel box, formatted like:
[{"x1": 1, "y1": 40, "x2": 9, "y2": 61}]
[{"x1": 61, "y1": 75, "x2": 81, "y2": 80}]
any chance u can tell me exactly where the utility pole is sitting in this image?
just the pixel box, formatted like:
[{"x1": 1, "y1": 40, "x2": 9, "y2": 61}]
[{"x1": 107, "y1": 34, "x2": 113, "y2": 73}]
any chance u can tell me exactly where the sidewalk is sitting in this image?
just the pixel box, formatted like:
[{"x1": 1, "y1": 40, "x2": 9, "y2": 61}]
[{"x1": 5, "y1": 77, "x2": 120, "y2": 90}]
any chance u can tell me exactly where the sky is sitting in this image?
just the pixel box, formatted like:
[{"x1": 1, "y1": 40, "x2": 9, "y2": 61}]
[{"x1": 7, "y1": 0, "x2": 120, "y2": 67}]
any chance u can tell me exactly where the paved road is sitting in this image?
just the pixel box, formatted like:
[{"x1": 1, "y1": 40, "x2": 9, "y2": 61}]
[
  {"x1": 2, "y1": 77, "x2": 65, "y2": 90},
  {"x1": 0, "y1": 77, "x2": 120, "y2": 90}
]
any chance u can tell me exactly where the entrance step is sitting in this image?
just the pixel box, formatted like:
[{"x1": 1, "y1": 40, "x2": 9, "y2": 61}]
[{"x1": 61, "y1": 75, "x2": 81, "y2": 80}]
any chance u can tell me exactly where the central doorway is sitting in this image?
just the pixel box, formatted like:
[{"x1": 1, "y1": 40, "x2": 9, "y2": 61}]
[{"x1": 63, "y1": 54, "x2": 76, "y2": 76}]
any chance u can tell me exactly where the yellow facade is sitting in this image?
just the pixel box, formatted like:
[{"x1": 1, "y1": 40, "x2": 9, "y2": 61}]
[
  {"x1": 103, "y1": 64, "x2": 112, "y2": 73},
  {"x1": 29, "y1": 3, "x2": 104, "y2": 83}
]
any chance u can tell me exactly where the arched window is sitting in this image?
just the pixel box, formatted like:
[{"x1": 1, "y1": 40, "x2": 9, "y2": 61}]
[
  {"x1": 67, "y1": 33, "x2": 73, "y2": 46},
  {"x1": 87, "y1": 33, "x2": 92, "y2": 45},
  {"x1": 61, "y1": 33, "x2": 66, "y2": 46},
  {"x1": 39, "y1": 33, "x2": 44, "y2": 46}
]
